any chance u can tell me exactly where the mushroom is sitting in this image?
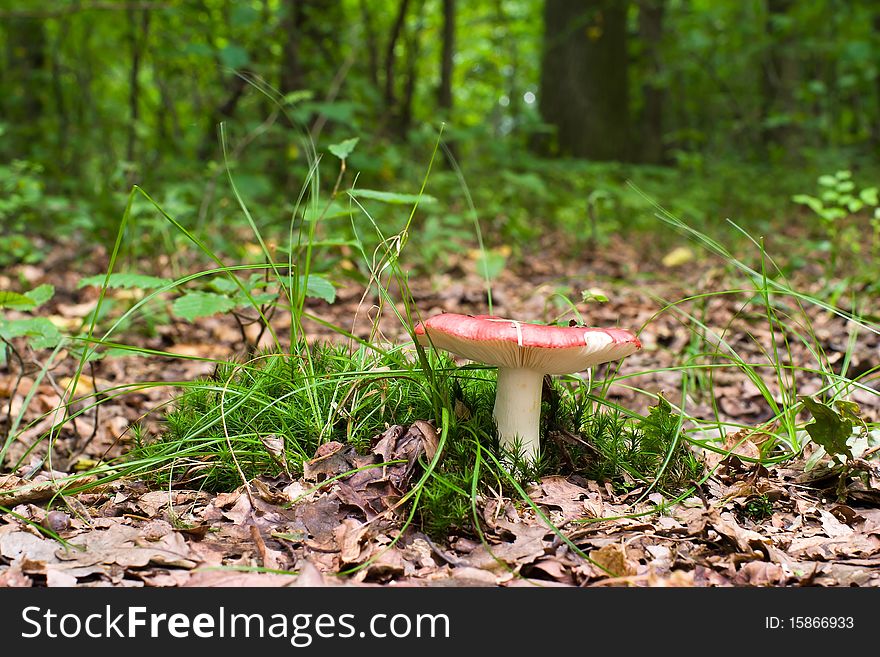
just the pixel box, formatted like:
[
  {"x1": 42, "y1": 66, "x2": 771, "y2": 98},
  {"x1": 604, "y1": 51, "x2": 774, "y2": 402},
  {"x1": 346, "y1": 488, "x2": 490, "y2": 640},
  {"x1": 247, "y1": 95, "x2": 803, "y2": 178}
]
[{"x1": 414, "y1": 314, "x2": 641, "y2": 464}]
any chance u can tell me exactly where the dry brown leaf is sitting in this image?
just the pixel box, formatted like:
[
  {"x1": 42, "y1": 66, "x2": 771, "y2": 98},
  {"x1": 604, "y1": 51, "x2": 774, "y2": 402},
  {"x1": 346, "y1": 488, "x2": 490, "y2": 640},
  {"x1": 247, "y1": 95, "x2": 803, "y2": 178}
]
[
  {"x1": 291, "y1": 560, "x2": 331, "y2": 587},
  {"x1": 467, "y1": 522, "x2": 549, "y2": 571},
  {"x1": 732, "y1": 560, "x2": 788, "y2": 586},
  {"x1": 0, "y1": 530, "x2": 60, "y2": 564},
  {"x1": 0, "y1": 561, "x2": 33, "y2": 587},
  {"x1": 589, "y1": 543, "x2": 638, "y2": 578},
  {"x1": 221, "y1": 493, "x2": 252, "y2": 525},
  {"x1": 335, "y1": 518, "x2": 371, "y2": 565},
  {"x1": 528, "y1": 476, "x2": 591, "y2": 521},
  {"x1": 304, "y1": 441, "x2": 357, "y2": 481},
  {"x1": 818, "y1": 510, "x2": 854, "y2": 538},
  {"x1": 184, "y1": 571, "x2": 301, "y2": 587},
  {"x1": 0, "y1": 475, "x2": 61, "y2": 507}
]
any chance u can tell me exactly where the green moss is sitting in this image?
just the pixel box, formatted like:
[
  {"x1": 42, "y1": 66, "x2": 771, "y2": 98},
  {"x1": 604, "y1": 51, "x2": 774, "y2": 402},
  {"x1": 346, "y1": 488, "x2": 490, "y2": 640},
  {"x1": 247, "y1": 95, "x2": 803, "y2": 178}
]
[{"x1": 133, "y1": 345, "x2": 702, "y2": 537}]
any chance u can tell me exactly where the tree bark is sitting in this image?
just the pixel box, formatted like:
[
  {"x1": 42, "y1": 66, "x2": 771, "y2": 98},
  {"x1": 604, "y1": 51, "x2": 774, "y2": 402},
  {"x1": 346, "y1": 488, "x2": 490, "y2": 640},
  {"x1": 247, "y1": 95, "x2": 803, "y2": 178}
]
[
  {"x1": 538, "y1": 0, "x2": 631, "y2": 161},
  {"x1": 761, "y1": 0, "x2": 799, "y2": 153},
  {"x1": 3, "y1": 16, "x2": 46, "y2": 149},
  {"x1": 280, "y1": 0, "x2": 303, "y2": 95},
  {"x1": 438, "y1": 0, "x2": 455, "y2": 113},
  {"x1": 398, "y1": 0, "x2": 426, "y2": 137},
  {"x1": 872, "y1": 10, "x2": 880, "y2": 147},
  {"x1": 384, "y1": 0, "x2": 411, "y2": 113},
  {"x1": 359, "y1": 0, "x2": 380, "y2": 88},
  {"x1": 50, "y1": 18, "x2": 70, "y2": 167},
  {"x1": 126, "y1": 6, "x2": 151, "y2": 167},
  {"x1": 638, "y1": 0, "x2": 665, "y2": 163}
]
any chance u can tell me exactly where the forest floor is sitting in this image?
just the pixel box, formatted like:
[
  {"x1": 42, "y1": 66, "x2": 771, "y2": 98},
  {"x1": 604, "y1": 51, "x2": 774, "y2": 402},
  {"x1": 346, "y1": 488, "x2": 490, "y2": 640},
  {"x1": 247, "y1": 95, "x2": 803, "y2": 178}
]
[{"x1": 1, "y1": 231, "x2": 879, "y2": 587}]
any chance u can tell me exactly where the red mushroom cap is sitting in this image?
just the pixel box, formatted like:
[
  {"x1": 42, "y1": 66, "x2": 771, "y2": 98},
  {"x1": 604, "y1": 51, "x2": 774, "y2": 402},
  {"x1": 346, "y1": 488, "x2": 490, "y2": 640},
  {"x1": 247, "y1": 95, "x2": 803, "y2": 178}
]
[{"x1": 414, "y1": 314, "x2": 640, "y2": 374}]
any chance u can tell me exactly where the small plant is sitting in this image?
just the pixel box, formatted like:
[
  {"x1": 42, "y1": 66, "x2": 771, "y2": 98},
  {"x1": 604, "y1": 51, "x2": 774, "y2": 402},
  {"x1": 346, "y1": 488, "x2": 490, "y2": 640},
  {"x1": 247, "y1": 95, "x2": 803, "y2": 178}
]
[
  {"x1": 0, "y1": 159, "x2": 53, "y2": 266},
  {"x1": 742, "y1": 494, "x2": 773, "y2": 521},
  {"x1": 635, "y1": 186, "x2": 879, "y2": 502},
  {"x1": 0, "y1": 285, "x2": 62, "y2": 365},
  {"x1": 800, "y1": 396, "x2": 877, "y2": 501},
  {"x1": 576, "y1": 396, "x2": 703, "y2": 492},
  {"x1": 792, "y1": 169, "x2": 879, "y2": 275}
]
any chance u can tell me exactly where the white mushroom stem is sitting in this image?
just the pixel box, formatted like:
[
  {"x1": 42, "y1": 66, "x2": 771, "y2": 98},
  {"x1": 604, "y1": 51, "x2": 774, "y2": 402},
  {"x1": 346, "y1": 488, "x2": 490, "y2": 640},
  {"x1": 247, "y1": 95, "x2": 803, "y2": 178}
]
[{"x1": 493, "y1": 367, "x2": 545, "y2": 464}]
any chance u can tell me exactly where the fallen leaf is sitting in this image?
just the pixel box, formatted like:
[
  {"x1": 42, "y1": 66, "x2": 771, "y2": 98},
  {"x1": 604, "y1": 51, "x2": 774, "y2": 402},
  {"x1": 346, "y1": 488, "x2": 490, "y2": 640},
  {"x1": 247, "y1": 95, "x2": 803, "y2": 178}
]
[
  {"x1": 528, "y1": 476, "x2": 591, "y2": 521},
  {"x1": 589, "y1": 543, "x2": 638, "y2": 578}
]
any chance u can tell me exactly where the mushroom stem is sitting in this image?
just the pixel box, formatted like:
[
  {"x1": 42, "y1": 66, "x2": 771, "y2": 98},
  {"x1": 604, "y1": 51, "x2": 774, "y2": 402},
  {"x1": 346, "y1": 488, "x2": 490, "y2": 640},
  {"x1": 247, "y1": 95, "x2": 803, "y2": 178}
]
[{"x1": 493, "y1": 367, "x2": 544, "y2": 464}]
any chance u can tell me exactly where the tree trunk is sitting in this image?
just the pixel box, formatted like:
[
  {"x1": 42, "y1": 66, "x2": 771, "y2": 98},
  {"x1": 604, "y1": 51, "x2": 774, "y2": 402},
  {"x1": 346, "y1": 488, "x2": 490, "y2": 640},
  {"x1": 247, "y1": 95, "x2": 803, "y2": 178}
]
[
  {"x1": 359, "y1": 0, "x2": 380, "y2": 88},
  {"x1": 4, "y1": 16, "x2": 46, "y2": 150},
  {"x1": 384, "y1": 0, "x2": 411, "y2": 115},
  {"x1": 538, "y1": 0, "x2": 631, "y2": 161},
  {"x1": 399, "y1": 0, "x2": 426, "y2": 137},
  {"x1": 872, "y1": 10, "x2": 880, "y2": 147},
  {"x1": 50, "y1": 18, "x2": 70, "y2": 170},
  {"x1": 438, "y1": 0, "x2": 455, "y2": 113},
  {"x1": 761, "y1": 0, "x2": 799, "y2": 154},
  {"x1": 638, "y1": 0, "x2": 665, "y2": 163},
  {"x1": 280, "y1": 0, "x2": 303, "y2": 95},
  {"x1": 127, "y1": 6, "x2": 151, "y2": 168}
]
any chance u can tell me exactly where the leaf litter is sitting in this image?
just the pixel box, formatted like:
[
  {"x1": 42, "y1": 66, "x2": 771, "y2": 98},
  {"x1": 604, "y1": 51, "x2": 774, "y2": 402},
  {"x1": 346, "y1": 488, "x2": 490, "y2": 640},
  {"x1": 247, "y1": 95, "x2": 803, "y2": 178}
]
[{"x1": 2, "y1": 238, "x2": 880, "y2": 587}]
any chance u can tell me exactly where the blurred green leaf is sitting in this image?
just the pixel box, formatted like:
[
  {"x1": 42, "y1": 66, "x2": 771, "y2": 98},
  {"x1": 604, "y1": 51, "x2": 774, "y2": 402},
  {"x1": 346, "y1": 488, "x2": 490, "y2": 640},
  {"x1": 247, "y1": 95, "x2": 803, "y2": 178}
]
[
  {"x1": 791, "y1": 194, "x2": 824, "y2": 215},
  {"x1": 230, "y1": 4, "x2": 259, "y2": 27},
  {"x1": 219, "y1": 44, "x2": 249, "y2": 69},
  {"x1": 172, "y1": 292, "x2": 237, "y2": 322},
  {"x1": 475, "y1": 251, "x2": 506, "y2": 280},
  {"x1": 859, "y1": 187, "x2": 878, "y2": 206},
  {"x1": 78, "y1": 273, "x2": 172, "y2": 290},
  {"x1": 301, "y1": 275, "x2": 336, "y2": 304},
  {"x1": 0, "y1": 291, "x2": 35, "y2": 310},
  {"x1": 300, "y1": 200, "x2": 352, "y2": 222},
  {"x1": 347, "y1": 189, "x2": 437, "y2": 205},
  {"x1": 25, "y1": 284, "x2": 54, "y2": 307},
  {"x1": 0, "y1": 317, "x2": 62, "y2": 349},
  {"x1": 328, "y1": 138, "x2": 359, "y2": 161}
]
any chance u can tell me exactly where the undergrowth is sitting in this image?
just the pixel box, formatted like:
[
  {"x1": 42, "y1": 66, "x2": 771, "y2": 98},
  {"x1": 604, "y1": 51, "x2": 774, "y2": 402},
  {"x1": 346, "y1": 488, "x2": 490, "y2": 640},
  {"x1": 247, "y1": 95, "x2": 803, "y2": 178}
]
[
  {"x1": 6, "y1": 80, "x2": 878, "y2": 556},
  {"x1": 132, "y1": 341, "x2": 696, "y2": 537}
]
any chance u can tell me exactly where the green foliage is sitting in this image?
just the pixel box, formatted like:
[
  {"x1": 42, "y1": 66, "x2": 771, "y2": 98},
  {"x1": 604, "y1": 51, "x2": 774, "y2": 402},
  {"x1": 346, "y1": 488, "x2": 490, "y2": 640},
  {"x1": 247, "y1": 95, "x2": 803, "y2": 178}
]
[
  {"x1": 301, "y1": 275, "x2": 336, "y2": 304},
  {"x1": 138, "y1": 344, "x2": 444, "y2": 489},
  {"x1": 0, "y1": 0, "x2": 877, "y2": 262},
  {"x1": 799, "y1": 396, "x2": 854, "y2": 462},
  {"x1": 135, "y1": 343, "x2": 700, "y2": 536},
  {"x1": 348, "y1": 188, "x2": 438, "y2": 205},
  {"x1": 78, "y1": 274, "x2": 173, "y2": 290},
  {"x1": 742, "y1": 494, "x2": 773, "y2": 521},
  {"x1": 171, "y1": 291, "x2": 238, "y2": 322},
  {"x1": 792, "y1": 170, "x2": 880, "y2": 275},
  {"x1": 0, "y1": 285, "x2": 62, "y2": 362},
  {"x1": 328, "y1": 138, "x2": 360, "y2": 161},
  {"x1": 0, "y1": 286, "x2": 54, "y2": 316},
  {"x1": 0, "y1": 159, "x2": 53, "y2": 266},
  {"x1": 578, "y1": 396, "x2": 702, "y2": 492}
]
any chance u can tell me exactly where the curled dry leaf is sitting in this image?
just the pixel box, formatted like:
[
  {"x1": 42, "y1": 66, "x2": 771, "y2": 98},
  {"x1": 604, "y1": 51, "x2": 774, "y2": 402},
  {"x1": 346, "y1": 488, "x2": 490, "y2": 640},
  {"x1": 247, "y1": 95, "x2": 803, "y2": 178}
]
[
  {"x1": 258, "y1": 434, "x2": 289, "y2": 476},
  {"x1": 0, "y1": 475, "x2": 62, "y2": 507},
  {"x1": 527, "y1": 475, "x2": 592, "y2": 521},
  {"x1": 304, "y1": 441, "x2": 358, "y2": 481},
  {"x1": 589, "y1": 543, "x2": 638, "y2": 579}
]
